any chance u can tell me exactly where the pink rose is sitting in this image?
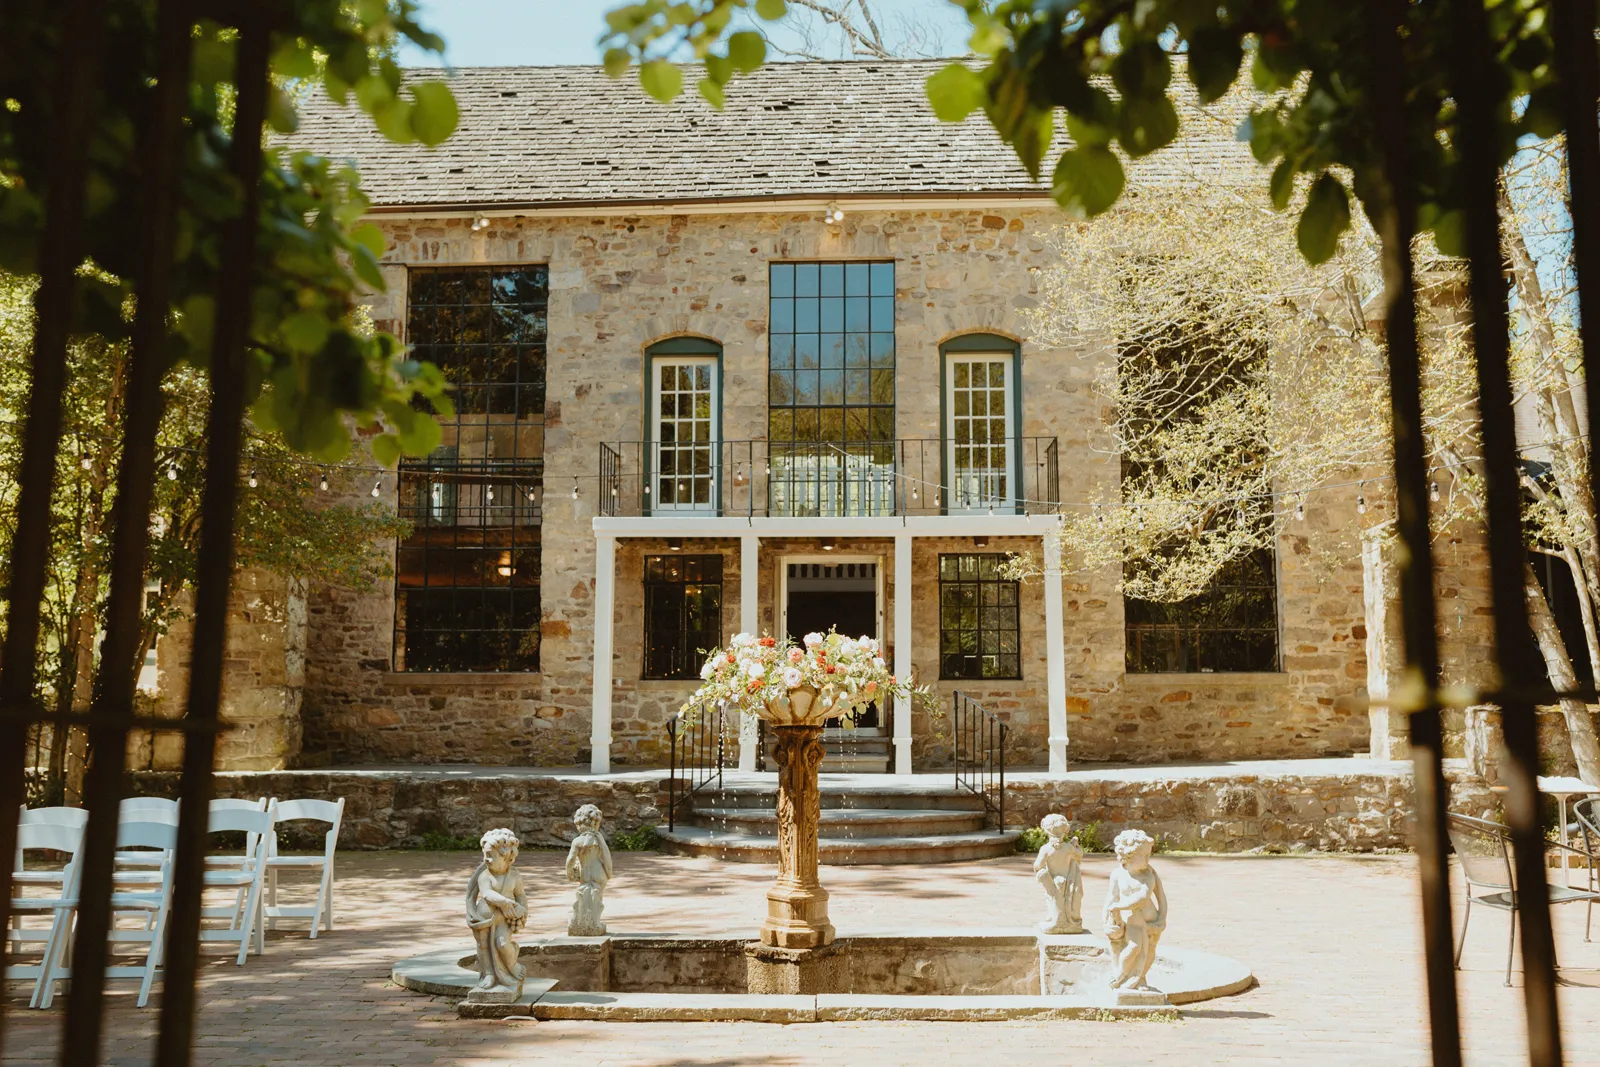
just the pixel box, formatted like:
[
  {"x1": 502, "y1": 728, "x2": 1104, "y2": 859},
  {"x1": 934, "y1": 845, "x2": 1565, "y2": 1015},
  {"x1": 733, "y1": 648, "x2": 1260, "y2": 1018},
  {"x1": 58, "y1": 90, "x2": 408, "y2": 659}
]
[{"x1": 787, "y1": 647, "x2": 803, "y2": 663}]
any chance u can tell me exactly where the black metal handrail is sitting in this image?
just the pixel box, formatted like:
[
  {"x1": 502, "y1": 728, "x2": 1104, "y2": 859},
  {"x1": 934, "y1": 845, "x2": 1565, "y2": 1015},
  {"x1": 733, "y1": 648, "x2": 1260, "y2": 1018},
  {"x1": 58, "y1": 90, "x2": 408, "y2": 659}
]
[
  {"x1": 598, "y1": 437, "x2": 1060, "y2": 518},
  {"x1": 952, "y1": 690, "x2": 1007, "y2": 830},
  {"x1": 665, "y1": 698, "x2": 732, "y2": 831}
]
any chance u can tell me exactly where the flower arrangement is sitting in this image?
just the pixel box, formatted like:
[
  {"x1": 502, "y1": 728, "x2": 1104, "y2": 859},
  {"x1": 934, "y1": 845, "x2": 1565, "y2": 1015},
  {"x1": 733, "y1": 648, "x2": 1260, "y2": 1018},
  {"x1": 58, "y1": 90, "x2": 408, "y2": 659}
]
[{"x1": 683, "y1": 628, "x2": 930, "y2": 723}]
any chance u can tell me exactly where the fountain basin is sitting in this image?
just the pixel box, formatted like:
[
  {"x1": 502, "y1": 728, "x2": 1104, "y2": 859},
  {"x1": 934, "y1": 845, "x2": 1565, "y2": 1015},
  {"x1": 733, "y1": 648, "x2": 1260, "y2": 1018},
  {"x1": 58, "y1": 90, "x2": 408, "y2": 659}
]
[{"x1": 392, "y1": 929, "x2": 1254, "y2": 1020}]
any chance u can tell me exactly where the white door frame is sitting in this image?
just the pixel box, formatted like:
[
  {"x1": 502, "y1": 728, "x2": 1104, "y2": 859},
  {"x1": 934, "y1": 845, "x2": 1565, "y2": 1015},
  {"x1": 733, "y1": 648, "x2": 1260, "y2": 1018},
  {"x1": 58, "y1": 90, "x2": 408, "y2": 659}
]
[
  {"x1": 649, "y1": 355, "x2": 720, "y2": 513},
  {"x1": 776, "y1": 553, "x2": 885, "y2": 643},
  {"x1": 944, "y1": 350, "x2": 1017, "y2": 513}
]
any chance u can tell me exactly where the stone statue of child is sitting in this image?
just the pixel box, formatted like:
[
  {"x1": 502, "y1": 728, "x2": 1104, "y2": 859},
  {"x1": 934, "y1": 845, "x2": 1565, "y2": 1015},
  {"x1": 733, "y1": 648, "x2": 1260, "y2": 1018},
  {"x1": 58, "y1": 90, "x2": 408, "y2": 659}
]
[
  {"x1": 1033, "y1": 813, "x2": 1085, "y2": 934},
  {"x1": 465, "y1": 828, "x2": 527, "y2": 1001},
  {"x1": 1102, "y1": 829, "x2": 1168, "y2": 991},
  {"x1": 565, "y1": 804, "x2": 614, "y2": 937}
]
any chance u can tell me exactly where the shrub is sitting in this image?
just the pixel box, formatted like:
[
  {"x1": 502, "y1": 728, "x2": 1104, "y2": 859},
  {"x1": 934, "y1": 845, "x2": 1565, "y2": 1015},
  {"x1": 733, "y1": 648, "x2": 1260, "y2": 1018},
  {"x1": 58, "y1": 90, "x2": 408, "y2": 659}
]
[
  {"x1": 416, "y1": 830, "x2": 481, "y2": 851},
  {"x1": 1075, "y1": 821, "x2": 1111, "y2": 853},
  {"x1": 1015, "y1": 826, "x2": 1049, "y2": 853},
  {"x1": 610, "y1": 824, "x2": 660, "y2": 852}
]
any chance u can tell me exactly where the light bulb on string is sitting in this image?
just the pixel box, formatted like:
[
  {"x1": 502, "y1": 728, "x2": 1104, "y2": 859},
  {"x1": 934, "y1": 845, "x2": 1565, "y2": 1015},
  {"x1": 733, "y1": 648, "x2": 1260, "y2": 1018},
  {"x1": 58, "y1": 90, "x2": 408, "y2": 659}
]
[
  {"x1": 166, "y1": 463, "x2": 178, "y2": 481},
  {"x1": 248, "y1": 470, "x2": 258, "y2": 489},
  {"x1": 486, "y1": 485, "x2": 495, "y2": 503},
  {"x1": 1430, "y1": 479, "x2": 1440, "y2": 503},
  {"x1": 572, "y1": 479, "x2": 579, "y2": 500},
  {"x1": 1294, "y1": 500, "x2": 1305, "y2": 522},
  {"x1": 318, "y1": 470, "x2": 329, "y2": 492},
  {"x1": 371, "y1": 478, "x2": 382, "y2": 499},
  {"x1": 80, "y1": 457, "x2": 91, "y2": 471},
  {"x1": 1356, "y1": 481, "x2": 1366, "y2": 515}
]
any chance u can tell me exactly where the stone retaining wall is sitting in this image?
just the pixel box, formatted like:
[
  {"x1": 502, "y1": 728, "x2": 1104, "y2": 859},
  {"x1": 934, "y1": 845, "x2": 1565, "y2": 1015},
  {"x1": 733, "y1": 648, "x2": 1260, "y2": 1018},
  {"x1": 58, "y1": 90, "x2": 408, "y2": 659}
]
[{"x1": 130, "y1": 761, "x2": 1493, "y2": 854}]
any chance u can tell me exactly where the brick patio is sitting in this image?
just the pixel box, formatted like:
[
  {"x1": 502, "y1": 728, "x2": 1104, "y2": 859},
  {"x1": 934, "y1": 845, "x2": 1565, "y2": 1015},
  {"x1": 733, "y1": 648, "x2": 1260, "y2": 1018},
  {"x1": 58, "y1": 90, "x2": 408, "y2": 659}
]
[{"x1": 4, "y1": 849, "x2": 1598, "y2": 1066}]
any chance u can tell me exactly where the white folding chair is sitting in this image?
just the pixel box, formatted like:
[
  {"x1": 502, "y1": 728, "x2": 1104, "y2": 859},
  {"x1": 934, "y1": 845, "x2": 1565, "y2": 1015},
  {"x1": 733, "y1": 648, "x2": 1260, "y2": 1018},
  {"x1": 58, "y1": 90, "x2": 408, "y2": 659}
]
[
  {"x1": 264, "y1": 798, "x2": 343, "y2": 938},
  {"x1": 36, "y1": 819, "x2": 176, "y2": 1009},
  {"x1": 196, "y1": 806, "x2": 272, "y2": 965},
  {"x1": 7, "y1": 821, "x2": 83, "y2": 1008},
  {"x1": 14, "y1": 807, "x2": 88, "y2": 889}
]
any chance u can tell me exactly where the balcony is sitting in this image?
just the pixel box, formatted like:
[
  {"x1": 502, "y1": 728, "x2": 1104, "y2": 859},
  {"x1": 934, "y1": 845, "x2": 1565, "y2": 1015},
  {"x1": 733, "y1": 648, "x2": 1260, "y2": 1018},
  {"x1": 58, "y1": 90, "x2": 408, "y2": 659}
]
[{"x1": 597, "y1": 438, "x2": 1059, "y2": 519}]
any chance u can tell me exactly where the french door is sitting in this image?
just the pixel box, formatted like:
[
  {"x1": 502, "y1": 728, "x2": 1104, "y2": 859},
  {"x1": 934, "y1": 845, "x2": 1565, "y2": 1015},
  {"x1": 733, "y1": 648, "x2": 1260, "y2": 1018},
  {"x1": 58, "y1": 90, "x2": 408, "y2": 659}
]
[
  {"x1": 651, "y1": 357, "x2": 719, "y2": 512},
  {"x1": 946, "y1": 353, "x2": 1015, "y2": 512}
]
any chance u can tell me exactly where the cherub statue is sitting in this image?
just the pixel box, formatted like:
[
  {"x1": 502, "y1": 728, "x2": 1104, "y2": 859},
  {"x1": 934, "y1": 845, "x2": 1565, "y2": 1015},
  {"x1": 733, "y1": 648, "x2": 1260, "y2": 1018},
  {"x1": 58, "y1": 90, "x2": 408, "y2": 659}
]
[
  {"x1": 565, "y1": 804, "x2": 614, "y2": 936},
  {"x1": 465, "y1": 828, "x2": 527, "y2": 1000},
  {"x1": 1102, "y1": 829, "x2": 1168, "y2": 991},
  {"x1": 1033, "y1": 813, "x2": 1085, "y2": 934}
]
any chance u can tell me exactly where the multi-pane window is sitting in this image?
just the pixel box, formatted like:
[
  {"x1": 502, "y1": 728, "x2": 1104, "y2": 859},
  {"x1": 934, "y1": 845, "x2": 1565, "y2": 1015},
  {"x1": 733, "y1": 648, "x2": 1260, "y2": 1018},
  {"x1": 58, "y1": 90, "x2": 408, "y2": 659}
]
[
  {"x1": 946, "y1": 353, "x2": 1015, "y2": 510},
  {"x1": 767, "y1": 261, "x2": 895, "y2": 516},
  {"x1": 650, "y1": 357, "x2": 718, "y2": 511},
  {"x1": 643, "y1": 555, "x2": 724, "y2": 680},
  {"x1": 1125, "y1": 549, "x2": 1279, "y2": 672},
  {"x1": 395, "y1": 267, "x2": 546, "y2": 672},
  {"x1": 938, "y1": 553, "x2": 1022, "y2": 680}
]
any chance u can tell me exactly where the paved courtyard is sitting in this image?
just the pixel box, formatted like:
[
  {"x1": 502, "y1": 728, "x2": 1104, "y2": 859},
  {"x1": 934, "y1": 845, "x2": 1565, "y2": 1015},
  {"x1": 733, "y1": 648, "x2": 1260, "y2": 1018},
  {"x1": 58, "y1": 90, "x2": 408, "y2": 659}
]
[{"x1": 4, "y1": 848, "x2": 1598, "y2": 1066}]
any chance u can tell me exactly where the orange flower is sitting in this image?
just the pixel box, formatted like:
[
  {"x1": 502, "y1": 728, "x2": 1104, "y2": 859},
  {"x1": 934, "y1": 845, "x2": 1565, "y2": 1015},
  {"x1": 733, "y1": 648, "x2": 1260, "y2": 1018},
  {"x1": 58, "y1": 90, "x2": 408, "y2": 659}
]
[{"x1": 758, "y1": 636, "x2": 777, "y2": 647}]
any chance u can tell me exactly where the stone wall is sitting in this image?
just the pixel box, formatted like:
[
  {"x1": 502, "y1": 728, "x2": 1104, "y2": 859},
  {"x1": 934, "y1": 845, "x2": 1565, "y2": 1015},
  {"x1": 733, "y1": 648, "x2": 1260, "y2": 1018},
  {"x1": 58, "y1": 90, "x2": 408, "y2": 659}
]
[
  {"x1": 287, "y1": 206, "x2": 1384, "y2": 768},
  {"x1": 136, "y1": 569, "x2": 306, "y2": 772},
  {"x1": 126, "y1": 760, "x2": 1493, "y2": 854}
]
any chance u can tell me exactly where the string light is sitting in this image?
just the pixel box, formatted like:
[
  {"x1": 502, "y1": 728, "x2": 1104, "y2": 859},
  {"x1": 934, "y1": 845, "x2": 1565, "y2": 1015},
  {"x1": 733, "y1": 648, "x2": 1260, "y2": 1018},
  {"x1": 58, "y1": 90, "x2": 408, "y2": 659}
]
[
  {"x1": 80, "y1": 457, "x2": 91, "y2": 471},
  {"x1": 1294, "y1": 500, "x2": 1305, "y2": 522},
  {"x1": 371, "y1": 477, "x2": 382, "y2": 499},
  {"x1": 166, "y1": 464, "x2": 178, "y2": 481},
  {"x1": 248, "y1": 470, "x2": 258, "y2": 489},
  {"x1": 1430, "y1": 479, "x2": 1440, "y2": 502},
  {"x1": 1356, "y1": 481, "x2": 1366, "y2": 515},
  {"x1": 485, "y1": 485, "x2": 495, "y2": 502},
  {"x1": 319, "y1": 470, "x2": 329, "y2": 492},
  {"x1": 572, "y1": 479, "x2": 579, "y2": 500}
]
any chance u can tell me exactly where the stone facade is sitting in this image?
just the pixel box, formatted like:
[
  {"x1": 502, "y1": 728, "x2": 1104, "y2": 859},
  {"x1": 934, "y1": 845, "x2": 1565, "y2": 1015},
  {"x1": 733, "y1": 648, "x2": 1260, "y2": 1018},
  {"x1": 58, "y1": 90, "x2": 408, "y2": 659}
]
[{"x1": 264, "y1": 205, "x2": 1415, "y2": 770}]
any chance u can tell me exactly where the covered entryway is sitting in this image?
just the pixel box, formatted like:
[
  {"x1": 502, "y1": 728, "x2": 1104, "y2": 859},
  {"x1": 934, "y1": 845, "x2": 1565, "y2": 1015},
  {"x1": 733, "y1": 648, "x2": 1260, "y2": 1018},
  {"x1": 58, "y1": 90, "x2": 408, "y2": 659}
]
[{"x1": 780, "y1": 556, "x2": 888, "y2": 770}]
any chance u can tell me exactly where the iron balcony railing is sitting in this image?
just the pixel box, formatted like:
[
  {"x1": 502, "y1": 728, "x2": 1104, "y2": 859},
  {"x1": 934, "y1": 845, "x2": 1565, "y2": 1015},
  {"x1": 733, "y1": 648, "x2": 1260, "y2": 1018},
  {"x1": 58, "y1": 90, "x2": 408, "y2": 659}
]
[
  {"x1": 664, "y1": 698, "x2": 736, "y2": 831},
  {"x1": 599, "y1": 437, "x2": 1059, "y2": 518}
]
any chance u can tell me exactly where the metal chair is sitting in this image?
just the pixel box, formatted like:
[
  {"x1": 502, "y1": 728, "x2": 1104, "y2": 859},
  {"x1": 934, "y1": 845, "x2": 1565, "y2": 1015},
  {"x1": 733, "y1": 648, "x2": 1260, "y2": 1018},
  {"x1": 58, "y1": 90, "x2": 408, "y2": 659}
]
[
  {"x1": 1447, "y1": 811, "x2": 1600, "y2": 985},
  {"x1": 1572, "y1": 797, "x2": 1599, "y2": 942}
]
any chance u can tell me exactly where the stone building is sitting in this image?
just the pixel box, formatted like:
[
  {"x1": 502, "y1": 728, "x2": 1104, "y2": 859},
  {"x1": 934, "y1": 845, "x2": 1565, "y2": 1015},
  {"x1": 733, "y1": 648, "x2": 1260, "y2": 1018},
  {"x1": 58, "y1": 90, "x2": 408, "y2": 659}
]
[{"x1": 168, "y1": 59, "x2": 1512, "y2": 775}]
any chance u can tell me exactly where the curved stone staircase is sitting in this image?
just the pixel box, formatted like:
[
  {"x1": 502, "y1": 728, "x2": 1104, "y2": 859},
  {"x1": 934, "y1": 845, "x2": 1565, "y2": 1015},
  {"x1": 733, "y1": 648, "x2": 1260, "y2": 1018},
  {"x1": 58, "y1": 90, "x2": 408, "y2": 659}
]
[{"x1": 658, "y1": 779, "x2": 1021, "y2": 865}]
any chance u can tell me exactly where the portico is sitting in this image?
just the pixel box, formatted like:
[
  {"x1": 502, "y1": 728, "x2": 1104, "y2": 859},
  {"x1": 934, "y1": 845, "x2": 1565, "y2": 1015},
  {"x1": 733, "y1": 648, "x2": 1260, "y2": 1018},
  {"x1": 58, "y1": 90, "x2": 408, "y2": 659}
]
[{"x1": 587, "y1": 514, "x2": 1068, "y2": 775}]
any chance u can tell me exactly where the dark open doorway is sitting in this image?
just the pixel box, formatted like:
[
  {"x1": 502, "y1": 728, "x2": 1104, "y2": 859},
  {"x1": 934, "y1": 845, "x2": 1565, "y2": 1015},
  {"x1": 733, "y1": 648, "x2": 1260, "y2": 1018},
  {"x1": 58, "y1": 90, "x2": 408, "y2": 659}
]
[{"x1": 784, "y1": 560, "x2": 880, "y2": 728}]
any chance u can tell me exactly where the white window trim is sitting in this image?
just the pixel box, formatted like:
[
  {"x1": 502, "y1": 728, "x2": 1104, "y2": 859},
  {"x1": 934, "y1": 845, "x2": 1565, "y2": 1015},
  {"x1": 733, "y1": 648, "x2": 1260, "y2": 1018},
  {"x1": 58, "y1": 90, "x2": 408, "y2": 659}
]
[
  {"x1": 649, "y1": 355, "x2": 720, "y2": 513},
  {"x1": 944, "y1": 351, "x2": 1017, "y2": 513}
]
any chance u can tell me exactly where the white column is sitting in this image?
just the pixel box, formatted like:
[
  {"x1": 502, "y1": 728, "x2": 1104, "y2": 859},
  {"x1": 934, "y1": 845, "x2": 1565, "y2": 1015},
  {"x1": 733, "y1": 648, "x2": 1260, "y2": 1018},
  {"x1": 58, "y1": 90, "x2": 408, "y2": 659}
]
[
  {"x1": 1044, "y1": 523, "x2": 1069, "y2": 773},
  {"x1": 738, "y1": 533, "x2": 760, "y2": 771},
  {"x1": 590, "y1": 534, "x2": 616, "y2": 774},
  {"x1": 893, "y1": 533, "x2": 913, "y2": 774}
]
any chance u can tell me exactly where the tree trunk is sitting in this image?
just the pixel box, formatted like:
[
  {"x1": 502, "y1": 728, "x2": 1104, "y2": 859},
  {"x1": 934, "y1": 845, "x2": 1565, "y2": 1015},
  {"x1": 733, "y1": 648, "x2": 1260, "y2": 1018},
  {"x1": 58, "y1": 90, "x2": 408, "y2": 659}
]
[{"x1": 1525, "y1": 561, "x2": 1600, "y2": 785}]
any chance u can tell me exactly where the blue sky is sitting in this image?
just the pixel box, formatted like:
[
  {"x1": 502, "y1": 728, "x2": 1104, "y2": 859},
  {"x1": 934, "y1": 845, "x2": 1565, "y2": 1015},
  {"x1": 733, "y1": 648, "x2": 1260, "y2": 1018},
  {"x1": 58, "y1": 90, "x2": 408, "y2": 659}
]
[{"x1": 398, "y1": 0, "x2": 971, "y2": 67}]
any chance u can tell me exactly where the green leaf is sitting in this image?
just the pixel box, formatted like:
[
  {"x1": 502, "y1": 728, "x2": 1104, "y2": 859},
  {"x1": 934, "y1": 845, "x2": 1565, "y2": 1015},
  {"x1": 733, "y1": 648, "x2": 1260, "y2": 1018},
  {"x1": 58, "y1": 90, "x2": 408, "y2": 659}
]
[
  {"x1": 603, "y1": 47, "x2": 631, "y2": 79},
  {"x1": 1432, "y1": 209, "x2": 1468, "y2": 257},
  {"x1": 727, "y1": 31, "x2": 766, "y2": 73},
  {"x1": 926, "y1": 62, "x2": 986, "y2": 123},
  {"x1": 1012, "y1": 107, "x2": 1055, "y2": 181},
  {"x1": 372, "y1": 99, "x2": 414, "y2": 143},
  {"x1": 698, "y1": 77, "x2": 726, "y2": 109},
  {"x1": 372, "y1": 433, "x2": 403, "y2": 469},
  {"x1": 356, "y1": 73, "x2": 396, "y2": 114},
  {"x1": 1065, "y1": 111, "x2": 1113, "y2": 149},
  {"x1": 704, "y1": 53, "x2": 733, "y2": 84},
  {"x1": 1111, "y1": 42, "x2": 1171, "y2": 97},
  {"x1": 351, "y1": 222, "x2": 388, "y2": 260},
  {"x1": 1051, "y1": 145, "x2": 1125, "y2": 217},
  {"x1": 351, "y1": 245, "x2": 386, "y2": 290},
  {"x1": 1116, "y1": 94, "x2": 1178, "y2": 158},
  {"x1": 281, "y1": 311, "x2": 331, "y2": 355},
  {"x1": 267, "y1": 87, "x2": 299, "y2": 135},
  {"x1": 754, "y1": 0, "x2": 788, "y2": 20},
  {"x1": 1296, "y1": 172, "x2": 1351, "y2": 265},
  {"x1": 1187, "y1": 27, "x2": 1243, "y2": 104},
  {"x1": 1269, "y1": 158, "x2": 1296, "y2": 210},
  {"x1": 1524, "y1": 84, "x2": 1563, "y2": 138},
  {"x1": 640, "y1": 59, "x2": 683, "y2": 102},
  {"x1": 192, "y1": 35, "x2": 234, "y2": 86},
  {"x1": 408, "y1": 81, "x2": 459, "y2": 146}
]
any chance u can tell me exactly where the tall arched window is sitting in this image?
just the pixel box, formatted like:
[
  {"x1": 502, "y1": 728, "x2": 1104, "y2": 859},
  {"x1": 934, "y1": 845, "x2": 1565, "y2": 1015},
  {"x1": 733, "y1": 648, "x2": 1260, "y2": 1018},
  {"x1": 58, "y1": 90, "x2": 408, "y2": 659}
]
[{"x1": 646, "y1": 337, "x2": 722, "y2": 513}]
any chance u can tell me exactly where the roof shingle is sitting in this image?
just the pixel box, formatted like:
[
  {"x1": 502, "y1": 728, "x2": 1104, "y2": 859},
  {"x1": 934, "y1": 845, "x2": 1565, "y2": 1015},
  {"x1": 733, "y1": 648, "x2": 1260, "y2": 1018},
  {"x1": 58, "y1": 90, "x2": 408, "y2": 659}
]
[{"x1": 289, "y1": 58, "x2": 1256, "y2": 211}]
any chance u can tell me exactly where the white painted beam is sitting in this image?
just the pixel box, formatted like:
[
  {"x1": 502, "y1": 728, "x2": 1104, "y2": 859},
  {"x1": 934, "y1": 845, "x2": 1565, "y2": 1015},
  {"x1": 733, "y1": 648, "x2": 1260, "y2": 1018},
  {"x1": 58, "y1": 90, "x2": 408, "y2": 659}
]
[
  {"x1": 893, "y1": 533, "x2": 914, "y2": 774},
  {"x1": 593, "y1": 514, "x2": 1047, "y2": 538},
  {"x1": 1043, "y1": 523, "x2": 1068, "y2": 773},
  {"x1": 738, "y1": 533, "x2": 760, "y2": 771},
  {"x1": 590, "y1": 535, "x2": 616, "y2": 775}
]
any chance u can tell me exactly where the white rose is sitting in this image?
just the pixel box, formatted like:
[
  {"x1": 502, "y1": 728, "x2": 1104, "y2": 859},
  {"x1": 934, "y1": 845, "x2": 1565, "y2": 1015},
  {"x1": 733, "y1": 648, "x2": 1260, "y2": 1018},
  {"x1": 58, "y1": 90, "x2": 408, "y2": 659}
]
[
  {"x1": 803, "y1": 632, "x2": 823, "y2": 648},
  {"x1": 782, "y1": 667, "x2": 803, "y2": 688},
  {"x1": 732, "y1": 633, "x2": 756, "y2": 648},
  {"x1": 700, "y1": 660, "x2": 715, "y2": 680},
  {"x1": 745, "y1": 661, "x2": 765, "y2": 680},
  {"x1": 873, "y1": 657, "x2": 885, "y2": 670}
]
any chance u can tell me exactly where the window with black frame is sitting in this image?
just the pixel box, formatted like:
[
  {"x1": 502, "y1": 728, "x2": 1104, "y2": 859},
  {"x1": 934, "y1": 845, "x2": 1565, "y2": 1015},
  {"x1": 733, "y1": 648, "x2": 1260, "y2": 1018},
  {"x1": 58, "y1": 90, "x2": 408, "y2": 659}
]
[
  {"x1": 1124, "y1": 549, "x2": 1280, "y2": 672},
  {"x1": 643, "y1": 554, "x2": 723, "y2": 680},
  {"x1": 767, "y1": 261, "x2": 896, "y2": 516},
  {"x1": 394, "y1": 266, "x2": 546, "y2": 672},
  {"x1": 938, "y1": 553, "x2": 1022, "y2": 679}
]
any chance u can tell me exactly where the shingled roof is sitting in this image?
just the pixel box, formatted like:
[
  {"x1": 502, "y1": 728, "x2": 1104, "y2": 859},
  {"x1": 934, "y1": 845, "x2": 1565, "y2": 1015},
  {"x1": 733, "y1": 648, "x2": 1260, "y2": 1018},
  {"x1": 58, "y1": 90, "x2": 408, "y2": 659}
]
[{"x1": 289, "y1": 58, "x2": 1257, "y2": 212}]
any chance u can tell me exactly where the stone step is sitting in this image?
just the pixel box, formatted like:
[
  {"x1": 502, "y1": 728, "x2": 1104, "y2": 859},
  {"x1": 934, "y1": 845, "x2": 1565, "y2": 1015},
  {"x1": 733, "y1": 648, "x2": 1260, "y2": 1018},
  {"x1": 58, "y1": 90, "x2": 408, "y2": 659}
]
[
  {"x1": 704, "y1": 787, "x2": 986, "y2": 813},
  {"x1": 821, "y1": 752, "x2": 892, "y2": 774},
  {"x1": 658, "y1": 825, "x2": 1022, "y2": 865},
  {"x1": 691, "y1": 806, "x2": 987, "y2": 838}
]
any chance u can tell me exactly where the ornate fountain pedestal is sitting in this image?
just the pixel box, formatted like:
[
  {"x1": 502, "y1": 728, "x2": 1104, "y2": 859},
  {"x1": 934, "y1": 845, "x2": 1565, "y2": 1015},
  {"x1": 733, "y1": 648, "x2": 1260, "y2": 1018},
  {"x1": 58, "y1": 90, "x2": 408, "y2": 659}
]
[{"x1": 748, "y1": 718, "x2": 844, "y2": 993}]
